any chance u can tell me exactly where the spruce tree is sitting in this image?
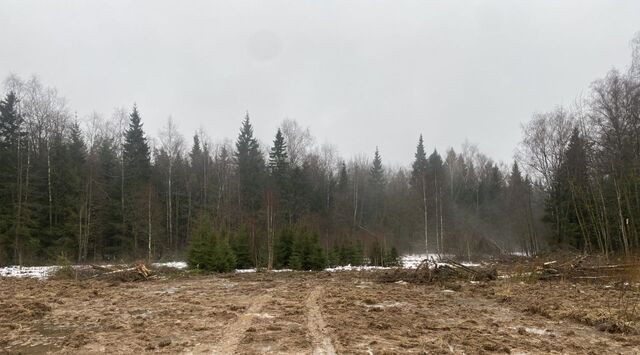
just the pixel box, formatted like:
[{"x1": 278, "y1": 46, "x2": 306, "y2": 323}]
[
  {"x1": 231, "y1": 228, "x2": 254, "y2": 269},
  {"x1": 94, "y1": 139, "x2": 122, "y2": 260},
  {"x1": 235, "y1": 113, "x2": 265, "y2": 213},
  {"x1": 0, "y1": 92, "x2": 22, "y2": 149},
  {"x1": 338, "y1": 161, "x2": 348, "y2": 191},
  {"x1": 370, "y1": 147, "x2": 385, "y2": 187},
  {"x1": 269, "y1": 128, "x2": 288, "y2": 178},
  {"x1": 57, "y1": 122, "x2": 86, "y2": 259},
  {"x1": 411, "y1": 135, "x2": 428, "y2": 189},
  {"x1": 189, "y1": 134, "x2": 204, "y2": 211},
  {"x1": 274, "y1": 228, "x2": 294, "y2": 268},
  {"x1": 187, "y1": 216, "x2": 236, "y2": 272},
  {"x1": 123, "y1": 105, "x2": 151, "y2": 182},
  {"x1": 0, "y1": 92, "x2": 23, "y2": 263},
  {"x1": 213, "y1": 229, "x2": 236, "y2": 273},
  {"x1": 269, "y1": 128, "x2": 290, "y2": 215},
  {"x1": 411, "y1": 134, "x2": 429, "y2": 254},
  {"x1": 122, "y1": 105, "x2": 151, "y2": 257},
  {"x1": 368, "y1": 147, "x2": 385, "y2": 224},
  {"x1": 307, "y1": 232, "x2": 327, "y2": 270}
]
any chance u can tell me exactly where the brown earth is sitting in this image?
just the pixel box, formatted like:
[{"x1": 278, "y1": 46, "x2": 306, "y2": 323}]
[{"x1": 1, "y1": 270, "x2": 639, "y2": 354}]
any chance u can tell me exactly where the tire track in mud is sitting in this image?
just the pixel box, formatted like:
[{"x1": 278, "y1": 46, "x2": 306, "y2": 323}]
[
  {"x1": 197, "y1": 293, "x2": 271, "y2": 355},
  {"x1": 306, "y1": 286, "x2": 337, "y2": 355}
]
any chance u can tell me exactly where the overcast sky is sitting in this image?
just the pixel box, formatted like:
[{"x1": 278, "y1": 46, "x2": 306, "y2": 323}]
[{"x1": 1, "y1": 0, "x2": 639, "y2": 166}]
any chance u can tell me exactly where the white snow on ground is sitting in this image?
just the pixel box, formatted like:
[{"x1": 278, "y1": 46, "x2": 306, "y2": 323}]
[
  {"x1": 151, "y1": 261, "x2": 188, "y2": 269},
  {"x1": 1, "y1": 261, "x2": 188, "y2": 279},
  {"x1": 401, "y1": 254, "x2": 482, "y2": 268},
  {"x1": 524, "y1": 327, "x2": 549, "y2": 336},
  {"x1": 235, "y1": 268, "x2": 258, "y2": 273},
  {"x1": 0, "y1": 265, "x2": 58, "y2": 279},
  {"x1": 401, "y1": 253, "x2": 443, "y2": 269},
  {"x1": 325, "y1": 265, "x2": 391, "y2": 272},
  {"x1": 1, "y1": 254, "x2": 487, "y2": 279}
]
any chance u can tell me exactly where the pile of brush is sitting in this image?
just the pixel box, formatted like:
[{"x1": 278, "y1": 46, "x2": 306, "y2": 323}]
[
  {"x1": 536, "y1": 255, "x2": 640, "y2": 282},
  {"x1": 90, "y1": 263, "x2": 152, "y2": 282},
  {"x1": 377, "y1": 258, "x2": 497, "y2": 284}
]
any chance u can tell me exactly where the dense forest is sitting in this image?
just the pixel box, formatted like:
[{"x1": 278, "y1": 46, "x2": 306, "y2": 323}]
[{"x1": 0, "y1": 34, "x2": 638, "y2": 269}]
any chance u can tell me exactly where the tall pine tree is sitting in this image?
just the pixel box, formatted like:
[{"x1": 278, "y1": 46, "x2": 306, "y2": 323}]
[
  {"x1": 123, "y1": 105, "x2": 151, "y2": 258},
  {"x1": 0, "y1": 92, "x2": 23, "y2": 263},
  {"x1": 411, "y1": 135, "x2": 429, "y2": 254},
  {"x1": 235, "y1": 113, "x2": 265, "y2": 214}
]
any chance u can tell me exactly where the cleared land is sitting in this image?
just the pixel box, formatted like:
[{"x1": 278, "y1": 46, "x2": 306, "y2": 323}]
[{"x1": 1, "y1": 263, "x2": 640, "y2": 354}]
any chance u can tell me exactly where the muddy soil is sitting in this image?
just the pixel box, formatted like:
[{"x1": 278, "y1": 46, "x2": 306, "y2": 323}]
[{"x1": 1, "y1": 271, "x2": 639, "y2": 354}]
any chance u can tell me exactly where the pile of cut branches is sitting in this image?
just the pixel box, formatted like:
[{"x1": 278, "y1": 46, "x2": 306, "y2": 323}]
[
  {"x1": 535, "y1": 255, "x2": 640, "y2": 282},
  {"x1": 90, "y1": 263, "x2": 152, "y2": 282},
  {"x1": 377, "y1": 258, "x2": 496, "y2": 284}
]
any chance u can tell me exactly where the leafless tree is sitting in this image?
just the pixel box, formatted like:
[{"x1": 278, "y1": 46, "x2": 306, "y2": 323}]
[
  {"x1": 159, "y1": 117, "x2": 185, "y2": 250},
  {"x1": 280, "y1": 119, "x2": 314, "y2": 166},
  {"x1": 518, "y1": 107, "x2": 574, "y2": 189}
]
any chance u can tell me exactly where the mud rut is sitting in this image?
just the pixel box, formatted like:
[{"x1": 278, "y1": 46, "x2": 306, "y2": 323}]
[
  {"x1": 196, "y1": 294, "x2": 272, "y2": 354},
  {"x1": 305, "y1": 286, "x2": 336, "y2": 355},
  {"x1": 194, "y1": 285, "x2": 336, "y2": 354}
]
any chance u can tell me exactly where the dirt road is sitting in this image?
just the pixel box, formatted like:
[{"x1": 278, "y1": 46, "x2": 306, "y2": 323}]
[{"x1": 1, "y1": 271, "x2": 639, "y2": 354}]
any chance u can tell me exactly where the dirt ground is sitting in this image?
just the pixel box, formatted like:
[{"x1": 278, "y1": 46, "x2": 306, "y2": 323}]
[{"x1": 1, "y1": 269, "x2": 640, "y2": 354}]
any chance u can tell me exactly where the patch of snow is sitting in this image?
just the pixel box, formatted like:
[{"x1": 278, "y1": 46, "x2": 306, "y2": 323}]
[
  {"x1": 235, "y1": 268, "x2": 257, "y2": 273},
  {"x1": 157, "y1": 287, "x2": 179, "y2": 294},
  {"x1": 272, "y1": 268, "x2": 293, "y2": 273},
  {"x1": 0, "y1": 265, "x2": 57, "y2": 279},
  {"x1": 461, "y1": 262, "x2": 482, "y2": 267},
  {"x1": 524, "y1": 327, "x2": 549, "y2": 336},
  {"x1": 401, "y1": 253, "x2": 443, "y2": 269},
  {"x1": 234, "y1": 268, "x2": 292, "y2": 273},
  {"x1": 152, "y1": 261, "x2": 188, "y2": 269},
  {"x1": 325, "y1": 264, "x2": 392, "y2": 272},
  {"x1": 401, "y1": 254, "x2": 482, "y2": 269},
  {"x1": 248, "y1": 313, "x2": 274, "y2": 319},
  {"x1": 360, "y1": 301, "x2": 405, "y2": 310}
]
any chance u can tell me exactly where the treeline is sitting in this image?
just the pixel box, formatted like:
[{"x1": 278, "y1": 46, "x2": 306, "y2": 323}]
[
  {"x1": 518, "y1": 33, "x2": 640, "y2": 257},
  {"x1": 0, "y1": 33, "x2": 637, "y2": 267},
  {"x1": 0, "y1": 74, "x2": 540, "y2": 267}
]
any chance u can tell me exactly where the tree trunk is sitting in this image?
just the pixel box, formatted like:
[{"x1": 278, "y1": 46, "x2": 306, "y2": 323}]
[
  {"x1": 47, "y1": 140, "x2": 53, "y2": 233},
  {"x1": 423, "y1": 176, "x2": 428, "y2": 256},
  {"x1": 614, "y1": 177, "x2": 630, "y2": 256},
  {"x1": 266, "y1": 192, "x2": 274, "y2": 270},
  {"x1": 435, "y1": 173, "x2": 439, "y2": 254},
  {"x1": 14, "y1": 139, "x2": 23, "y2": 265},
  {"x1": 148, "y1": 185, "x2": 152, "y2": 263},
  {"x1": 78, "y1": 203, "x2": 83, "y2": 262},
  {"x1": 168, "y1": 161, "x2": 173, "y2": 251},
  {"x1": 121, "y1": 152, "x2": 125, "y2": 247},
  {"x1": 440, "y1": 187, "x2": 444, "y2": 254},
  {"x1": 353, "y1": 172, "x2": 358, "y2": 227},
  {"x1": 569, "y1": 183, "x2": 590, "y2": 252}
]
